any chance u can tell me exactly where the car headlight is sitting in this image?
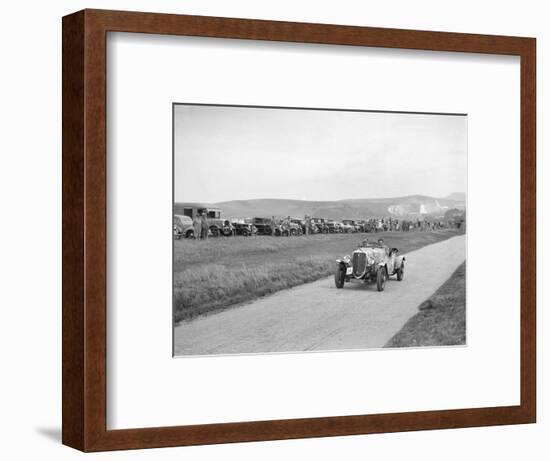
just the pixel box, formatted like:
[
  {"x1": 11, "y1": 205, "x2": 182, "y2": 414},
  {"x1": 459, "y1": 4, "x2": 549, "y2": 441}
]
[{"x1": 343, "y1": 255, "x2": 351, "y2": 264}]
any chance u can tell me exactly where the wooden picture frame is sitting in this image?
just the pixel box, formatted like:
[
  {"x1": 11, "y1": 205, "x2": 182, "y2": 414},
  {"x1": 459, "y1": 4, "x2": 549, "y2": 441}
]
[{"x1": 62, "y1": 9, "x2": 536, "y2": 452}]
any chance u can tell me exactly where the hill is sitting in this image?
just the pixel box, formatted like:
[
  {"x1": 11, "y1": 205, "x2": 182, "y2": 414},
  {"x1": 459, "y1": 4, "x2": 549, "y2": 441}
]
[
  {"x1": 204, "y1": 194, "x2": 466, "y2": 220},
  {"x1": 445, "y1": 192, "x2": 467, "y2": 202}
]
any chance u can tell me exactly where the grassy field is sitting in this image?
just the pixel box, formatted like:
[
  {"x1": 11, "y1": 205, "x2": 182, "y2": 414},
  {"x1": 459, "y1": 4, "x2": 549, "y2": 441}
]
[
  {"x1": 174, "y1": 229, "x2": 463, "y2": 324},
  {"x1": 385, "y1": 262, "x2": 466, "y2": 348}
]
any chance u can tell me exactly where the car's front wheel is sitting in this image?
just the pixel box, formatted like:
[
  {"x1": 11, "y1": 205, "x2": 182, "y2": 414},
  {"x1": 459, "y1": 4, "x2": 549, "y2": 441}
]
[
  {"x1": 376, "y1": 266, "x2": 386, "y2": 291},
  {"x1": 335, "y1": 265, "x2": 346, "y2": 289},
  {"x1": 397, "y1": 263, "x2": 404, "y2": 281}
]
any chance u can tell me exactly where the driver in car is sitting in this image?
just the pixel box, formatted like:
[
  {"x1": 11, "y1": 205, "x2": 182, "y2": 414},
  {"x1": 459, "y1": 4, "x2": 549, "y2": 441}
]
[{"x1": 378, "y1": 238, "x2": 390, "y2": 255}]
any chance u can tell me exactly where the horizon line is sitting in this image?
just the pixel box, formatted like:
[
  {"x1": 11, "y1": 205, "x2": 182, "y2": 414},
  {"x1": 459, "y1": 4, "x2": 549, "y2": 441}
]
[{"x1": 175, "y1": 192, "x2": 467, "y2": 205}]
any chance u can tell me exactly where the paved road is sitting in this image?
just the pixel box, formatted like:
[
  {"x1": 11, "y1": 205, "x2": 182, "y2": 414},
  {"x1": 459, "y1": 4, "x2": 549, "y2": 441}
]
[{"x1": 174, "y1": 235, "x2": 466, "y2": 356}]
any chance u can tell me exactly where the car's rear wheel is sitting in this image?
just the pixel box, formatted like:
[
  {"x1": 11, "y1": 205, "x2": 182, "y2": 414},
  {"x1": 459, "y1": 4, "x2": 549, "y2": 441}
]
[
  {"x1": 185, "y1": 230, "x2": 194, "y2": 239},
  {"x1": 210, "y1": 227, "x2": 219, "y2": 238},
  {"x1": 376, "y1": 266, "x2": 386, "y2": 291},
  {"x1": 335, "y1": 265, "x2": 346, "y2": 289},
  {"x1": 397, "y1": 263, "x2": 404, "y2": 281},
  {"x1": 242, "y1": 229, "x2": 249, "y2": 237}
]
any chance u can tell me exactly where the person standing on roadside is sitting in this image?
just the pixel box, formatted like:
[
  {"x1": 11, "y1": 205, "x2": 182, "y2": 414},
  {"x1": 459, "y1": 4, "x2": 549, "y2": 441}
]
[
  {"x1": 282, "y1": 216, "x2": 290, "y2": 236},
  {"x1": 200, "y1": 211, "x2": 209, "y2": 240},
  {"x1": 192, "y1": 212, "x2": 201, "y2": 240},
  {"x1": 270, "y1": 215, "x2": 277, "y2": 236}
]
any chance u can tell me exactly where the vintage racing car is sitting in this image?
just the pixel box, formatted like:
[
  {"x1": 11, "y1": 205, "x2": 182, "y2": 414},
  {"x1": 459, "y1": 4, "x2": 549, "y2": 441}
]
[{"x1": 334, "y1": 240, "x2": 405, "y2": 291}]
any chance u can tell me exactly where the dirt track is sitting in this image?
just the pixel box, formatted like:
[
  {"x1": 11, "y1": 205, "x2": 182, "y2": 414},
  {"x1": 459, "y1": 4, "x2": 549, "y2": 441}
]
[{"x1": 174, "y1": 235, "x2": 466, "y2": 356}]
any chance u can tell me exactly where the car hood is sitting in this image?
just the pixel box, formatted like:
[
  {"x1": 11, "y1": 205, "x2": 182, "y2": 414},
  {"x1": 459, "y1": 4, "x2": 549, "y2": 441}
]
[{"x1": 354, "y1": 247, "x2": 386, "y2": 262}]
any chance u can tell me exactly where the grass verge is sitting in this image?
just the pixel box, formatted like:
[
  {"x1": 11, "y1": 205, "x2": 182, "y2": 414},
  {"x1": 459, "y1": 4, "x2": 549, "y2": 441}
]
[
  {"x1": 174, "y1": 229, "x2": 463, "y2": 324},
  {"x1": 384, "y1": 262, "x2": 466, "y2": 348}
]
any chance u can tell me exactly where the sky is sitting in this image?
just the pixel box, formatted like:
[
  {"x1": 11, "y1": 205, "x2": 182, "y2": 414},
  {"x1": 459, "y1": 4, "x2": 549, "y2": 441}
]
[{"x1": 174, "y1": 104, "x2": 467, "y2": 203}]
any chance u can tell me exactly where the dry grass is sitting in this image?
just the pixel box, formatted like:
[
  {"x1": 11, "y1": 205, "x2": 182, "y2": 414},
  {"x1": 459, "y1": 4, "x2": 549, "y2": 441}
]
[
  {"x1": 385, "y1": 262, "x2": 466, "y2": 348},
  {"x1": 174, "y1": 229, "x2": 463, "y2": 323}
]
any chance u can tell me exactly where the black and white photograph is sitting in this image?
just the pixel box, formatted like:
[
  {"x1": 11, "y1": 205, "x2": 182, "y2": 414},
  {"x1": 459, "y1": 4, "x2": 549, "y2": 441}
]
[
  {"x1": 173, "y1": 104, "x2": 467, "y2": 356},
  {"x1": 1, "y1": 0, "x2": 541, "y2": 457}
]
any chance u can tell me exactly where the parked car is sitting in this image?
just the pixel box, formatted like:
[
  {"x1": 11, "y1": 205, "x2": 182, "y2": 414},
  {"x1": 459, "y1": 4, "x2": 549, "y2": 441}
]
[
  {"x1": 271, "y1": 219, "x2": 289, "y2": 237},
  {"x1": 334, "y1": 240, "x2": 405, "y2": 291},
  {"x1": 311, "y1": 217, "x2": 329, "y2": 234},
  {"x1": 326, "y1": 219, "x2": 342, "y2": 233},
  {"x1": 252, "y1": 217, "x2": 274, "y2": 235},
  {"x1": 173, "y1": 202, "x2": 225, "y2": 237},
  {"x1": 341, "y1": 220, "x2": 358, "y2": 233},
  {"x1": 290, "y1": 218, "x2": 307, "y2": 234},
  {"x1": 231, "y1": 219, "x2": 257, "y2": 236},
  {"x1": 173, "y1": 215, "x2": 194, "y2": 239},
  {"x1": 221, "y1": 219, "x2": 234, "y2": 236},
  {"x1": 274, "y1": 224, "x2": 288, "y2": 236},
  {"x1": 285, "y1": 219, "x2": 303, "y2": 236},
  {"x1": 355, "y1": 220, "x2": 368, "y2": 232}
]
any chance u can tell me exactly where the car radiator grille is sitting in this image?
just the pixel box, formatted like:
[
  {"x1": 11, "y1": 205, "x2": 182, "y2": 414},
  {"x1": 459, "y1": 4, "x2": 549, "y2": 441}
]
[{"x1": 352, "y1": 252, "x2": 366, "y2": 276}]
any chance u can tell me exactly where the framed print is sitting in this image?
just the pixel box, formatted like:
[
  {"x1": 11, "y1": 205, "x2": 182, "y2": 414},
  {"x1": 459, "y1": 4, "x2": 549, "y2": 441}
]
[{"x1": 62, "y1": 9, "x2": 536, "y2": 451}]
